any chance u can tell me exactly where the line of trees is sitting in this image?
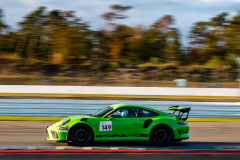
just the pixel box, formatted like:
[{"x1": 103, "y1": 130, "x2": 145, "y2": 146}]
[{"x1": 1, "y1": 6, "x2": 240, "y2": 67}]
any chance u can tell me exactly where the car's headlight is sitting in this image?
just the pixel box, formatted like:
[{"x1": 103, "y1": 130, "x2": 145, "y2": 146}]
[{"x1": 60, "y1": 119, "x2": 71, "y2": 127}]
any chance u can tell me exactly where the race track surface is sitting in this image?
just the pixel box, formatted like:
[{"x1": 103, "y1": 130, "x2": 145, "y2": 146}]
[
  {"x1": 1, "y1": 153, "x2": 240, "y2": 160},
  {"x1": 0, "y1": 121, "x2": 239, "y2": 149},
  {"x1": 1, "y1": 121, "x2": 240, "y2": 160}
]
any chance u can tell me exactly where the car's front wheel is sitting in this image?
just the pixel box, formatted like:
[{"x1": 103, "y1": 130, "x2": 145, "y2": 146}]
[
  {"x1": 150, "y1": 125, "x2": 173, "y2": 146},
  {"x1": 69, "y1": 124, "x2": 93, "y2": 146}
]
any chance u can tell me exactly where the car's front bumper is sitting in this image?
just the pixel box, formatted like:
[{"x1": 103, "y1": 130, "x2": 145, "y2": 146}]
[{"x1": 46, "y1": 126, "x2": 69, "y2": 141}]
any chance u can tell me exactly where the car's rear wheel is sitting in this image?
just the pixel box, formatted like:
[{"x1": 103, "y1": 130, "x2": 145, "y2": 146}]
[
  {"x1": 70, "y1": 124, "x2": 93, "y2": 146},
  {"x1": 173, "y1": 139, "x2": 182, "y2": 142},
  {"x1": 150, "y1": 125, "x2": 173, "y2": 146}
]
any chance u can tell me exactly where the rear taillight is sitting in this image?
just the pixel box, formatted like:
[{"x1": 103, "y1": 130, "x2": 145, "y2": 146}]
[
  {"x1": 177, "y1": 121, "x2": 187, "y2": 125},
  {"x1": 46, "y1": 126, "x2": 49, "y2": 129}
]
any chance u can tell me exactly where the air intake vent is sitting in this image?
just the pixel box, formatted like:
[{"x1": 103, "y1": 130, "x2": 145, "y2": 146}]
[
  {"x1": 51, "y1": 130, "x2": 58, "y2": 139},
  {"x1": 81, "y1": 118, "x2": 88, "y2": 121},
  {"x1": 142, "y1": 119, "x2": 153, "y2": 128}
]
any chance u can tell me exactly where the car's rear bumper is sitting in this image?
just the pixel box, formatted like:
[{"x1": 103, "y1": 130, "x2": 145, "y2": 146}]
[
  {"x1": 174, "y1": 136, "x2": 189, "y2": 141},
  {"x1": 173, "y1": 125, "x2": 190, "y2": 140}
]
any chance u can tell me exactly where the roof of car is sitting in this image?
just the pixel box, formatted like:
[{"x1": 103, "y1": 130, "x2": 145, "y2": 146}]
[
  {"x1": 112, "y1": 103, "x2": 160, "y2": 112},
  {"x1": 106, "y1": 103, "x2": 173, "y2": 118}
]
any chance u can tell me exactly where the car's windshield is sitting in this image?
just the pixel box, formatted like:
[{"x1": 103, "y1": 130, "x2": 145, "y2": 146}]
[{"x1": 90, "y1": 106, "x2": 114, "y2": 118}]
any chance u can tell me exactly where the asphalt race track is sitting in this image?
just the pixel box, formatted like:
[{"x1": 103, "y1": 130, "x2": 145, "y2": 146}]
[
  {"x1": 0, "y1": 121, "x2": 239, "y2": 147},
  {"x1": 0, "y1": 121, "x2": 240, "y2": 159},
  {"x1": 1, "y1": 153, "x2": 240, "y2": 160}
]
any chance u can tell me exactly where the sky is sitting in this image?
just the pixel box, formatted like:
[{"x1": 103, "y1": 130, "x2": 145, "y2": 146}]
[{"x1": 1, "y1": 0, "x2": 240, "y2": 46}]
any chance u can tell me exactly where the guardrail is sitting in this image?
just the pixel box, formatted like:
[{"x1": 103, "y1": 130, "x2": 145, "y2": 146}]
[
  {"x1": 0, "y1": 99, "x2": 239, "y2": 118},
  {"x1": 0, "y1": 85, "x2": 239, "y2": 96}
]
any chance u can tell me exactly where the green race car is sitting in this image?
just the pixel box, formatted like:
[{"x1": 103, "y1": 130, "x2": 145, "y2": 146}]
[{"x1": 46, "y1": 103, "x2": 190, "y2": 146}]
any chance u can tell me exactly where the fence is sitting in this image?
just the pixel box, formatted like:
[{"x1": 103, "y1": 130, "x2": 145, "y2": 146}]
[
  {"x1": 0, "y1": 85, "x2": 239, "y2": 96},
  {"x1": 0, "y1": 99, "x2": 239, "y2": 118}
]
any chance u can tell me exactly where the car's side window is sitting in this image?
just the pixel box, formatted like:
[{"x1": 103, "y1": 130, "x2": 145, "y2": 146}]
[
  {"x1": 137, "y1": 109, "x2": 159, "y2": 117},
  {"x1": 110, "y1": 107, "x2": 138, "y2": 118},
  {"x1": 128, "y1": 108, "x2": 138, "y2": 118},
  {"x1": 111, "y1": 108, "x2": 130, "y2": 118},
  {"x1": 111, "y1": 109, "x2": 122, "y2": 118}
]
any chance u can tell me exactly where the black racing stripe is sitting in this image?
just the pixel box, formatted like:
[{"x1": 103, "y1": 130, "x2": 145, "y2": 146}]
[
  {"x1": 120, "y1": 134, "x2": 127, "y2": 137},
  {"x1": 96, "y1": 135, "x2": 102, "y2": 138},
  {"x1": 110, "y1": 135, "x2": 120, "y2": 137},
  {"x1": 97, "y1": 134, "x2": 147, "y2": 137}
]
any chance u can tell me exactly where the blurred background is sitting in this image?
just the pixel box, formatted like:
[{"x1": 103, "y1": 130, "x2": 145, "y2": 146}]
[
  {"x1": 0, "y1": 2, "x2": 240, "y2": 88},
  {"x1": 0, "y1": 3, "x2": 240, "y2": 159}
]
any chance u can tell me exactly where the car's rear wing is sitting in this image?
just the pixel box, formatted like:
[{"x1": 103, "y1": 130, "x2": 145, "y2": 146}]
[{"x1": 168, "y1": 106, "x2": 191, "y2": 121}]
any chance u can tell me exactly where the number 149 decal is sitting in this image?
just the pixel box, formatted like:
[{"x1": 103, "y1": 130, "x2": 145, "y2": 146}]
[{"x1": 99, "y1": 121, "x2": 112, "y2": 131}]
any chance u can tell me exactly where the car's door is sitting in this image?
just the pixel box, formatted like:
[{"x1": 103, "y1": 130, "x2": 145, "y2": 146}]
[{"x1": 94, "y1": 107, "x2": 145, "y2": 140}]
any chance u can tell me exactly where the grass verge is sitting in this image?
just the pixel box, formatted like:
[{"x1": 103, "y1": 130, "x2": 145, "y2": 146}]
[
  {"x1": 0, "y1": 116, "x2": 240, "y2": 122},
  {"x1": 0, "y1": 93, "x2": 239, "y2": 100}
]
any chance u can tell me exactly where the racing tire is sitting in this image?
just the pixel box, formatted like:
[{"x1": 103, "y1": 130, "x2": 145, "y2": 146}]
[
  {"x1": 69, "y1": 124, "x2": 93, "y2": 146},
  {"x1": 173, "y1": 139, "x2": 182, "y2": 142},
  {"x1": 150, "y1": 125, "x2": 173, "y2": 147}
]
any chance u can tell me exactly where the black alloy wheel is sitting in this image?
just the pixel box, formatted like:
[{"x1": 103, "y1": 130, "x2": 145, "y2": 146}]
[
  {"x1": 150, "y1": 125, "x2": 173, "y2": 146},
  {"x1": 74, "y1": 128, "x2": 88, "y2": 142},
  {"x1": 70, "y1": 124, "x2": 93, "y2": 146}
]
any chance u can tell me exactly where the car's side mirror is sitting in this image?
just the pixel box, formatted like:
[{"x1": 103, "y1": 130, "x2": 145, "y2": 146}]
[{"x1": 107, "y1": 114, "x2": 115, "y2": 120}]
